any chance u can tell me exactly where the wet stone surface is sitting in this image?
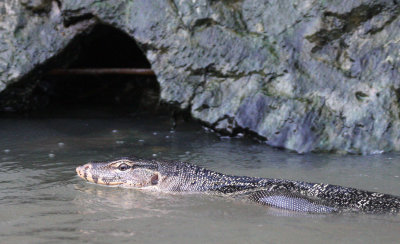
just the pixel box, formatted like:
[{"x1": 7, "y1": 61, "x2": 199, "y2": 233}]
[{"x1": 1, "y1": 0, "x2": 400, "y2": 154}]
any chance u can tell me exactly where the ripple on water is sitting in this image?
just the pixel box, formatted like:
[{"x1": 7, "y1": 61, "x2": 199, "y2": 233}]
[{"x1": 0, "y1": 116, "x2": 400, "y2": 244}]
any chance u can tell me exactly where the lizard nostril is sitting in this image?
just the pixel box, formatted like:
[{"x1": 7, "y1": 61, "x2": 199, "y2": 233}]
[{"x1": 76, "y1": 166, "x2": 83, "y2": 175}]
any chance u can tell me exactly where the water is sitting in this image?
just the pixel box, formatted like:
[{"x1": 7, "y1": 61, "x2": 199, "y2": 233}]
[{"x1": 1, "y1": 110, "x2": 400, "y2": 244}]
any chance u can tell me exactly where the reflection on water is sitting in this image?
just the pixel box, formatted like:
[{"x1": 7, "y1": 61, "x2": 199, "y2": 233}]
[{"x1": 1, "y1": 112, "x2": 400, "y2": 243}]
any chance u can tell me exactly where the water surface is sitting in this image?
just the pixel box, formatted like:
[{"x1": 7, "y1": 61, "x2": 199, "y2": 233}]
[{"x1": 1, "y1": 111, "x2": 400, "y2": 243}]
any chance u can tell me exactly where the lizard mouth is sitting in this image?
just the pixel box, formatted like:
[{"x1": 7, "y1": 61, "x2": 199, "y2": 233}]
[
  {"x1": 76, "y1": 165, "x2": 88, "y2": 180},
  {"x1": 76, "y1": 164, "x2": 122, "y2": 185}
]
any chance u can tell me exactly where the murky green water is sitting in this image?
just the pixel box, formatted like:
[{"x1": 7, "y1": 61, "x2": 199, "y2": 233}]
[{"x1": 1, "y1": 111, "x2": 400, "y2": 244}]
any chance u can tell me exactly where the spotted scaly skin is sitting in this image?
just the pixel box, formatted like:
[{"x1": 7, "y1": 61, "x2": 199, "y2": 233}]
[{"x1": 76, "y1": 158, "x2": 400, "y2": 214}]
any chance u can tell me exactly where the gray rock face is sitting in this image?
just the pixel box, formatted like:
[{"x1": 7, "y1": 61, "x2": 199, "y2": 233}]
[{"x1": 1, "y1": 0, "x2": 400, "y2": 154}]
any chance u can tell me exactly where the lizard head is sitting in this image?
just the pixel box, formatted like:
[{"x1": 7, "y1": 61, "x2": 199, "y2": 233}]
[{"x1": 76, "y1": 158, "x2": 160, "y2": 188}]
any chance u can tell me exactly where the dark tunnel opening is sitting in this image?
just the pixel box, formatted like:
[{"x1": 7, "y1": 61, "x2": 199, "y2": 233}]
[
  {"x1": 0, "y1": 24, "x2": 162, "y2": 116},
  {"x1": 68, "y1": 24, "x2": 151, "y2": 69}
]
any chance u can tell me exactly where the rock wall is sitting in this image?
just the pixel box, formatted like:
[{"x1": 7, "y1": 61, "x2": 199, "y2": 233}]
[{"x1": 1, "y1": 0, "x2": 400, "y2": 154}]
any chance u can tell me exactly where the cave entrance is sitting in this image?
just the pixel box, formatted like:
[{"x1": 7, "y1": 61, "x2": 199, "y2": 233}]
[{"x1": 0, "y1": 24, "x2": 161, "y2": 116}]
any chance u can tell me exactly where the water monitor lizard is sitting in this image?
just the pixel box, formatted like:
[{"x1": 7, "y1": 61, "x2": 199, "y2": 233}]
[{"x1": 76, "y1": 158, "x2": 400, "y2": 214}]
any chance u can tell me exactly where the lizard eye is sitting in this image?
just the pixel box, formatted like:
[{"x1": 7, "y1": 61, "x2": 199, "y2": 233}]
[{"x1": 118, "y1": 163, "x2": 131, "y2": 171}]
